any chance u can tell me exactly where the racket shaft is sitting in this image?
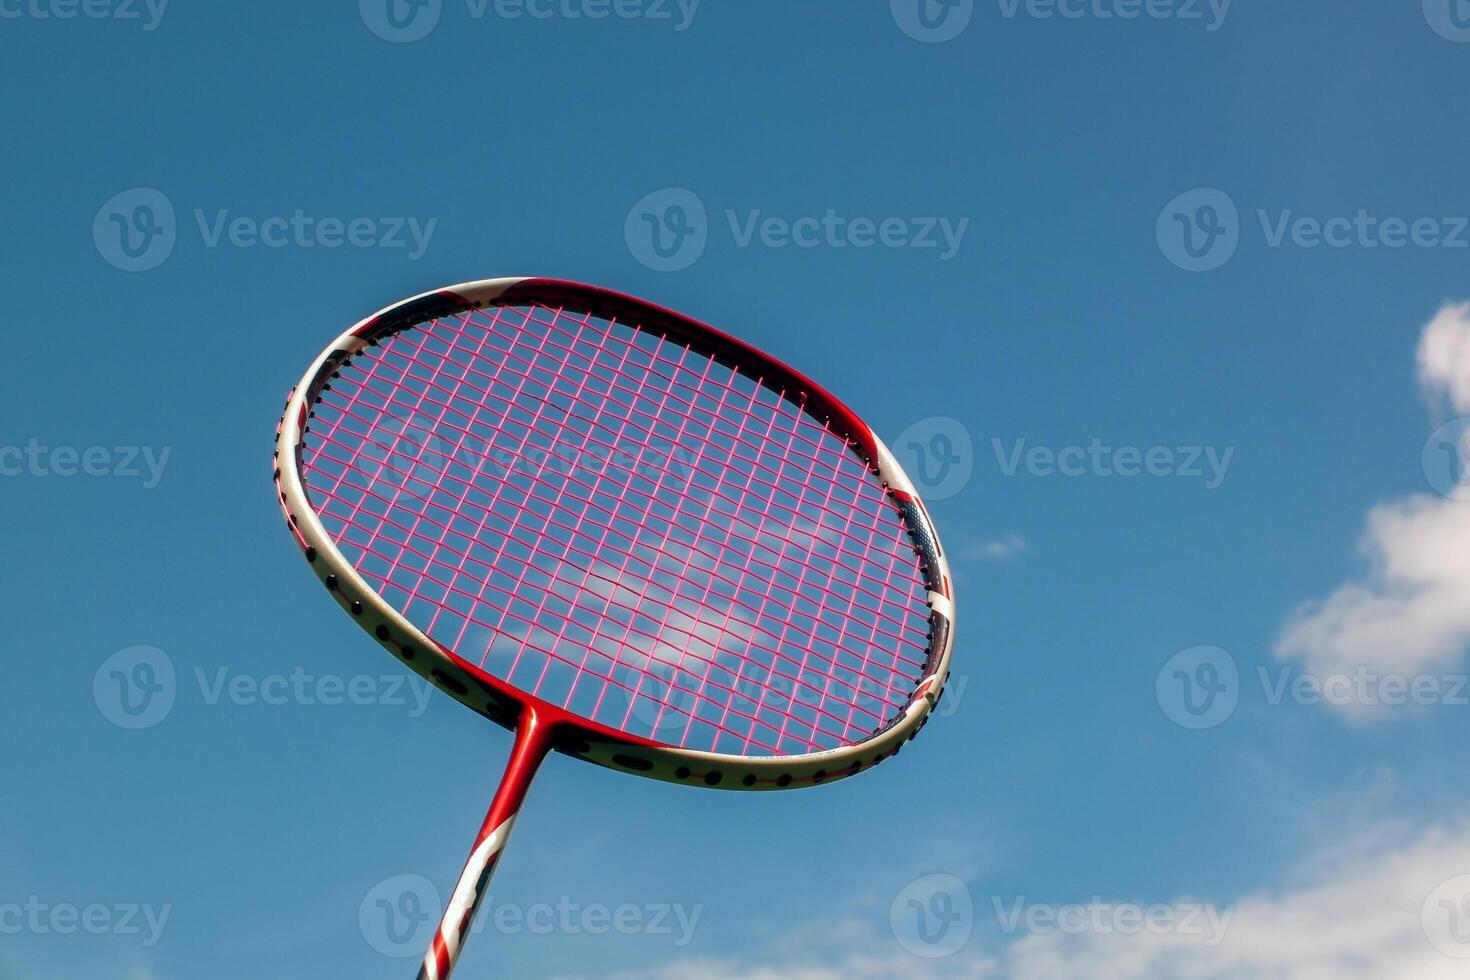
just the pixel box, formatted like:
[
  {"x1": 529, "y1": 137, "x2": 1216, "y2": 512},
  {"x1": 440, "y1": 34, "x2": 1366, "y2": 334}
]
[{"x1": 417, "y1": 707, "x2": 556, "y2": 980}]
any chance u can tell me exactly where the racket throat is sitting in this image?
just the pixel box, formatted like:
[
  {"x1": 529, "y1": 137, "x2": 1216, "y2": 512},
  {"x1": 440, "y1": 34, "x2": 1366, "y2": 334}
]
[{"x1": 417, "y1": 705, "x2": 559, "y2": 980}]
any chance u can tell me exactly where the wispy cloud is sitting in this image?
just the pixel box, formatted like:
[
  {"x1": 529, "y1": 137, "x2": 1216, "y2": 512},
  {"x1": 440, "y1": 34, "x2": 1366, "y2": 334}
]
[
  {"x1": 959, "y1": 535, "x2": 1029, "y2": 562},
  {"x1": 559, "y1": 815, "x2": 1470, "y2": 979},
  {"x1": 1274, "y1": 302, "x2": 1470, "y2": 717}
]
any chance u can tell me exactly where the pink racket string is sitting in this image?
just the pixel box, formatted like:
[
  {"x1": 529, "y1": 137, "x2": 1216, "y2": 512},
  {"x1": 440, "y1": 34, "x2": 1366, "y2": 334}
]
[{"x1": 299, "y1": 303, "x2": 934, "y2": 756}]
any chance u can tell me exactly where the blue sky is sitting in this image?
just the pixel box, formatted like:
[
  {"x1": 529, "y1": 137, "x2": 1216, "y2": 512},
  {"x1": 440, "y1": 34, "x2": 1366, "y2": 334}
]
[{"x1": 5, "y1": 2, "x2": 1470, "y2": 978}]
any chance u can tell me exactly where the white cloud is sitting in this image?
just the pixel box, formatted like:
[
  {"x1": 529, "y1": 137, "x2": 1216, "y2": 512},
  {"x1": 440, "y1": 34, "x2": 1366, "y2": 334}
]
[
  {"x1": 1002, "y1": 817, "x2": 1470, "y2": 980},
  {"x1": 1276, "y1": 496, "x2": 1470, "y2": 685},
  {"x1": 1274, "y1": 303, "x2": 1470, "y2": 712},
  {"x1": 1417, "y1": 302, "x2": 1470, "y2": 415},
  {"x1": 960, "y1": 535, "x2": 1029, "y2": 561},
  {"x1": 560, "y1": 817, "x2": 1470, "y2": 980}
]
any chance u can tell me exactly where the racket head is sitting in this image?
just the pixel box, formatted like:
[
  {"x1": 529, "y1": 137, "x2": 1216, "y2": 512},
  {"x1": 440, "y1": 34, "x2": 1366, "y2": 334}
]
[{"x1": 274, "y1": 278, "x2": 955, "y2": 790}]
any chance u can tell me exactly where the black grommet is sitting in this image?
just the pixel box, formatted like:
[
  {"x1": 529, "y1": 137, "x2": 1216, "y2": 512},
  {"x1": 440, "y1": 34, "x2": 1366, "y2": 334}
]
[
  {"x1": 742, "y1": 775, "x2": 757, "y2": 787},
  {"x1": 613, "y1": 754, "x2": 654, "y2": 771},
  {"x1": 776, "y1": 774, "x2": 792, "y2": 787},
  {"x1": 305, "y1": 547, "x2": 317, "y2": 563},
  {"x1": 813, "y1": 770, "x2": 827, "y2": 783},
  {"x1": 400, "y1": 646, "x2": 415, "y2": 659},
  {"x1": 325, "y1": 575, "x2": 338, "y2": 591},
  {"x1": 704, "y1": 771, "x2": 722, "y2": 786},
  {"x1": 675, "y1": 767, "x2": 691, "y2": 779},
  {"x1": 375, "y1": 625, "x2": 389, "y2": 640},
  {"x1": 350, "y1": 601, "x2": 363, "y2": 616}
]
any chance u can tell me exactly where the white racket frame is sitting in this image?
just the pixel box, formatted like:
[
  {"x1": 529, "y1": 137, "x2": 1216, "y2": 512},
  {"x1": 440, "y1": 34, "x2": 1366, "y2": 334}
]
[{"x1": 274, "y1": 277, "x2": 956, "y2": 790}]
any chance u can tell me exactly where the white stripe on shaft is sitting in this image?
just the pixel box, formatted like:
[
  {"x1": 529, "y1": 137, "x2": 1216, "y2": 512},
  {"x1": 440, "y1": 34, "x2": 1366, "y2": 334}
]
[{"x1": 421, "y1": 814, "x2": 518, "y2": 980}]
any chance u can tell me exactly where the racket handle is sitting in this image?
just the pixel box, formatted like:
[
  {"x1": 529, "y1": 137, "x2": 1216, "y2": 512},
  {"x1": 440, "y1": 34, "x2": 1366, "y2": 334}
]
[{"x1": 416, "y1": 705, "x2": 557, "y2": 980}]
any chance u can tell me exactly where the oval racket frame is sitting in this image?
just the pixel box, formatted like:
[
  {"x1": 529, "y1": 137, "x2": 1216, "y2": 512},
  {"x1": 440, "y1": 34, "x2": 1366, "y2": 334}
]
[{"x1": 273, "y1": 278, "x2": 956, "y2": 791}]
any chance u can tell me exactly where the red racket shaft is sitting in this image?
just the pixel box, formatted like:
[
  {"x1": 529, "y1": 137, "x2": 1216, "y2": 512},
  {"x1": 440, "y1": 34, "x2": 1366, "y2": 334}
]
[{"x1": 417, "y1": 705, "x2": 557, "y2": 980}]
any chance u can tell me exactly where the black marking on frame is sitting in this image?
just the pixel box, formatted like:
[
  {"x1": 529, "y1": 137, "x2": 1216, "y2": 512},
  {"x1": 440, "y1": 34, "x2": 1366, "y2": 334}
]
[
  {"x1": 430, "y1": 669, "x2": 468, "y2": 697},
  {"x1": 897, "y1": 498, "x2": 942, "y2": 589},
  {"x1": 354, "y1": 292, "x2": 468, "y2": 345},
  {"x1": 925, "y1": 612, "x2": 951, "y2": 677}
]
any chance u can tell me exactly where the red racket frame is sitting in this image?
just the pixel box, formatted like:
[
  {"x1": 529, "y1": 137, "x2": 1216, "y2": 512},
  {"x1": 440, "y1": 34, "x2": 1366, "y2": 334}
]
[{"x1": 272, "y1": 278, "x2": 956, "y2": 978}]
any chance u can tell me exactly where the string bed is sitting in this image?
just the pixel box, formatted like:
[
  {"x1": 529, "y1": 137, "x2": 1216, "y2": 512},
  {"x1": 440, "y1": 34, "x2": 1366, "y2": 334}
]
[{"x1": 299, "y1": 303, "x2": 933, "y2": 756}]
